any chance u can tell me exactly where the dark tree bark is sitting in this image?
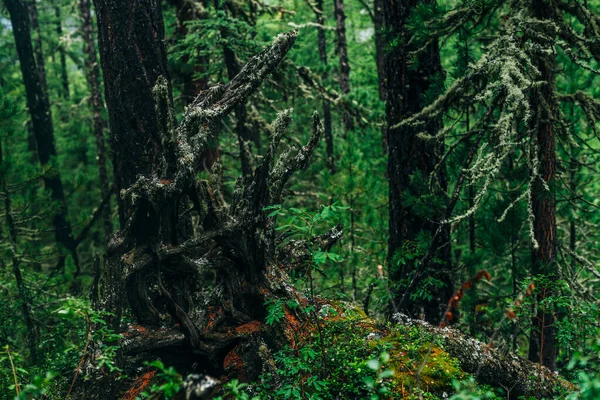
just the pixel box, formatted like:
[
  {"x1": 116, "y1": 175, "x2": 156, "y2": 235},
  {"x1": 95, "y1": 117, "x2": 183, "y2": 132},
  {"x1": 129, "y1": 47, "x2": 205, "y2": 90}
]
[
  {"x1": 5, "y1": 0, "x2": 79, "y2": 273},
  {"x1": 374, "y1": 0, "x2": 387, "y2": 153},
  {"x1": 93, "y1": 0, "x2": 174, "y2": 225},
  {"x1": 528, "y1": 0, "x2": 558, "y2": 372},
  {"x1": 55, "y1": 5, "x2": 70, "y2": 100},
  {"x1": 384, "y1": 0, "x2": 453, "y2": 323},
  {"x1": 334, "y1": 0, "x2": 352, "y2": 134},
  {"x1": 374, "y1": 0, "x2": 385, "y2": 102},
  {"x1": 311, "y1": 0, "x2": 335, "y2": 174},
  {"x1": 78, "y1": 0, "x2": 112, "y2": 242},
  {"x1": 28, "y1": 0, "x2": 46, "y2": 92},
  {"x1": 85, "y1": 1, "x2": 326, "y2": 395}
]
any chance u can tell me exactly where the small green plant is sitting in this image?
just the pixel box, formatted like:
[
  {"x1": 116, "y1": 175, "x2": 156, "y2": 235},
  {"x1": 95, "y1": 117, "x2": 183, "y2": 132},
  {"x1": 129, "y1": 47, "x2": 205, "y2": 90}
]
[
  {"x1": 565, "y1": 335, "x2": 600, "y2": 400},
  {"x1": 364, "y1": 352, "x2": 394, "y2": 400},
  {"x1": 138, "y1": 360, "x2": 182, "y2": 399},
  {"x1": 15, "y1": 371, "x2": 57, "y2": 400},
  {"x1": 214, "y1": 379, "x2": 260, "y2": 400},
  {"x1": 55, "y1": 299, "x2": 124, "y2": 377},
  {"x1": 265, "y1": 298, "x2": 286, "y2": 326},
  {"x1": 448, "y1": 377, "x2": 502, "y2": 400}
]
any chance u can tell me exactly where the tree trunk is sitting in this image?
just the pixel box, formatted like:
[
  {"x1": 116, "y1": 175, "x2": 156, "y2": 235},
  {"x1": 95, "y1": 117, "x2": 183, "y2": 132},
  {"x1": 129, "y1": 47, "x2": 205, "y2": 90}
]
[
  {"x1": 384, "y1": 0, "x2": 452, "y2": 323},
  {"x1": 374, "y1": 0, "x2": 387, "y2": 153},
  {"x1": 78, "y1": 0, "x2": 112, "y2": 242},
  {"x1": 217, "y1": 0, "x2": 261, "y2": 176},
  {"x1": 28, "y1": 0, "x2": 47, "y2": 92},
  {"x1": 55, "y1": 5, "x2": 70, "y2": 100},
  {"x1": 5, "y1": 0, "x2": 79, "y2": 273},
  {"x1": 395, "y1": 314, "x2": 574, "y2": 399},
  {"x1": 167, "y1": 0, "x2": 220, "y2": 171},
  {"x1": 94, "y1": 0, "x2": 175, "y2": 225},
  {"x1": 88, "y1": 0, "x2": 321, "y2": 394},
  {"x1": 313, "y1": 0, "x2": 335, "y2": 174},
  {"x1": 374, "y1": 0, "x2": 385, "y2": 102},
  {"x1": 528, "y1": 0, "x2": 558, "y2": 372},
  {"x1": 334, "y1": 0, "x2": 352, "y2": 135},
  {"x1": 0, "y1": 139, "x2": 38, "y2": 362}
]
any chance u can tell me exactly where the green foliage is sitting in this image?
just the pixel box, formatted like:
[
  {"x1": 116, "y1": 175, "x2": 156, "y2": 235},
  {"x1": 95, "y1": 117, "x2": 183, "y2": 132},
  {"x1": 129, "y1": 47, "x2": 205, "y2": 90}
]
[
  {"x1": 137, "y1": 360, "x2": 182, "y2": 399},
  {"x1": 448, "y1": 377, "x2": 502, "y2": 400},
  {"x1": 364, "y1": 352, "x2": 394, "y2": 400},
  {"x1": 250, "y1": 310, "x2": 466, "y2": 399},
  {"x1": 214, "y1": 379, "x2": 260, "y2": 400},
  {"x1": 1, "y1": 0, "x2": 600, "y2": 397}
]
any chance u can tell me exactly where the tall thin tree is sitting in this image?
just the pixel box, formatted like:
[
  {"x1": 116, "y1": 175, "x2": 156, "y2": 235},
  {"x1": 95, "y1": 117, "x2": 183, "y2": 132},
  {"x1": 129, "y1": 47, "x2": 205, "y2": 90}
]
[
  {"x1": 78, "y1": 0, "x2": 112, "y2": 241},
  {"x1": 5, "y1": 0, "x2": 79, "y2": 273},
  {"x1": 383, "y1": 0, "x2": 452, "y2": 323},
  {"x1": 528, "y1": 0, "x2": 558, "y2": 371}
]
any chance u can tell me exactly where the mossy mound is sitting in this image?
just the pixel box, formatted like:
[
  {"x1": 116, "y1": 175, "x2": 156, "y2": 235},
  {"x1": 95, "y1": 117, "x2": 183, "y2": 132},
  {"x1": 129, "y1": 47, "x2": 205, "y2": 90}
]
[{"x1": 242, "y1": 304, "x2": 487, "y2": 399}]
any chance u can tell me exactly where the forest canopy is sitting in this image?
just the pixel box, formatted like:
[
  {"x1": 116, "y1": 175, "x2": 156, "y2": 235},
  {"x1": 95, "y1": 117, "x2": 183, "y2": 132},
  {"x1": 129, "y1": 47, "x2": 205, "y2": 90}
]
[{"x1": 0, "y1": 0, "x2": 599, "y2": 399}]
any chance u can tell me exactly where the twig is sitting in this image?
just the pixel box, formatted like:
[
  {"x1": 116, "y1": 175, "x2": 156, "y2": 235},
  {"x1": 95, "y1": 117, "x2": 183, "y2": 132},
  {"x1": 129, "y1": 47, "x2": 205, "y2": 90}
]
[
  {"x1": 66, "y1": 311, "x2": 92, "y2": 400},
  {"x1": 5, "y1": 345, "x2": 20, "y2": 396}
]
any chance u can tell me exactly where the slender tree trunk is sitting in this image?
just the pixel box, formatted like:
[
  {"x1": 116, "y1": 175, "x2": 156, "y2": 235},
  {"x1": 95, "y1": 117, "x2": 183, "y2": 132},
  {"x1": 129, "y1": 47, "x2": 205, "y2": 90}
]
[
  {"x1": 28, "y1": 0, "x2": 47, "y2": 92},
  {"x1": 0, "y1": 139, "x2": 38, "y2": 362},
  {"x1": 374, "y1": 0, "x2": 385, "y2": 101},
  {"x1": 167, "y1": 0, "x2": 220, "y2": 172},
  {"x1": 384, "y1": 0, "x2": 452, "y2": 323},
  {"x1": 168, "y1": 0, "x2": 208, "y2": 103},
  {"x1": 223, "y1": 45, "x2": 254, "y2": 177},
  {"x1": 5, "y1": 0, "x2": 79, "y2": 273},
  {"x1": 374, "y1": 0, "x2": 387, "y2": 154},
  {"x1": 55, "y1": 5, "x2": 69, "y2": 100},
  {"x1": 78, "y1": 0, "x2": 112, "y2": 242},
  {"x1": 334, "y1": 0, "x2": 352, "y2": 135},
  {"x1": 217, "y1": 0, "x2": 259, "y2": 176},
  {"x1": 528, "y1": 0, "x2": 558, "y2": 371},
  {"x1": 313, "y1": 0, "x2": 335, "y2": 174}
]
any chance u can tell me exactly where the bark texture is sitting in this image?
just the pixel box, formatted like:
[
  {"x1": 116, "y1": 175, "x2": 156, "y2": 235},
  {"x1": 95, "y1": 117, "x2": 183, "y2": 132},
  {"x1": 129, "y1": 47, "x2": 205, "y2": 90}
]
[
  {"x1": 394, "y1": 314, "x2": 574, "y2": 399},
  {"x1": 334, "y1": 0, "x2": 352, "y2": 135},
  {"x1": 313, "y1": 0, "x2": 335, "y2": 174},
  {"x1": 85, "y1": 0, "x2": 328, "y2": 394},
  {"x1": 528, "y1": 0, "x2": 558, "y2": 371},
  {"x1": 384, "y1": 0, "x2": 453, "y2": 323},
  {"x1": 5, "y1": 0, "x2": 79, "y2": 272},
  {"x1": 374, "y1": 0, "x2": 386, "y2": 101},
  {"x1": 78, "y1": 0, "x2": 112, "y2": 242},
  {"x1": 55, "y1": 5, "x2": 70, "y2": 100},
  {"x1": 94, "y1": 0, "x2": 174, "y2": 225}
]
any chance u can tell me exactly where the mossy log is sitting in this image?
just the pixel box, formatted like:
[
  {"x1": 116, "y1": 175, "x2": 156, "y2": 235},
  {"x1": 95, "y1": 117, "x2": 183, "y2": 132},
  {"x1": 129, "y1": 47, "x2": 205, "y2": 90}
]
[{"x1": 394, "y1": 313, "x2": 575, "y2": 399}]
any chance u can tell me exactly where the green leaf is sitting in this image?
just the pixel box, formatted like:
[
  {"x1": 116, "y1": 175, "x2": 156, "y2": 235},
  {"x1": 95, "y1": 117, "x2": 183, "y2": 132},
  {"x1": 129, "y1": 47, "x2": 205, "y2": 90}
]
[
  {"x1": 379, "y1": 369, "x2": 394, "y2": 379},
  {"x1": 367, "y1": 359, "x2": 380, "y2": 370}
]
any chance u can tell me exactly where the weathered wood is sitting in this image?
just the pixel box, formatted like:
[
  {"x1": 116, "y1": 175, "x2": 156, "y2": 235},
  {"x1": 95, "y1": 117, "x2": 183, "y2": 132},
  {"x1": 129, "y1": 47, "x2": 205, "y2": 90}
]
[{"x1": 394, "y1": 314, "x2": 574, "y2": 398}]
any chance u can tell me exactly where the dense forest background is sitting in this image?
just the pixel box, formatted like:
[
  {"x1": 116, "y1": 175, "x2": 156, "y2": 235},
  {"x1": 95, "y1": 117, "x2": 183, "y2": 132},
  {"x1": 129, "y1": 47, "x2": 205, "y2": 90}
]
[{"x1": 0, "y1": 0, "x2": 599, "y2": 398}]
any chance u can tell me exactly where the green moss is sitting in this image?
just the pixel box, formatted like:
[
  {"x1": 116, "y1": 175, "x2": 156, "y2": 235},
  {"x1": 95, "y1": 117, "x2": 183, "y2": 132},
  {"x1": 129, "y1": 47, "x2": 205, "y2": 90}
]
[{"x1": 251, "y1": 305, "x2": 480, "y2": 399}]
